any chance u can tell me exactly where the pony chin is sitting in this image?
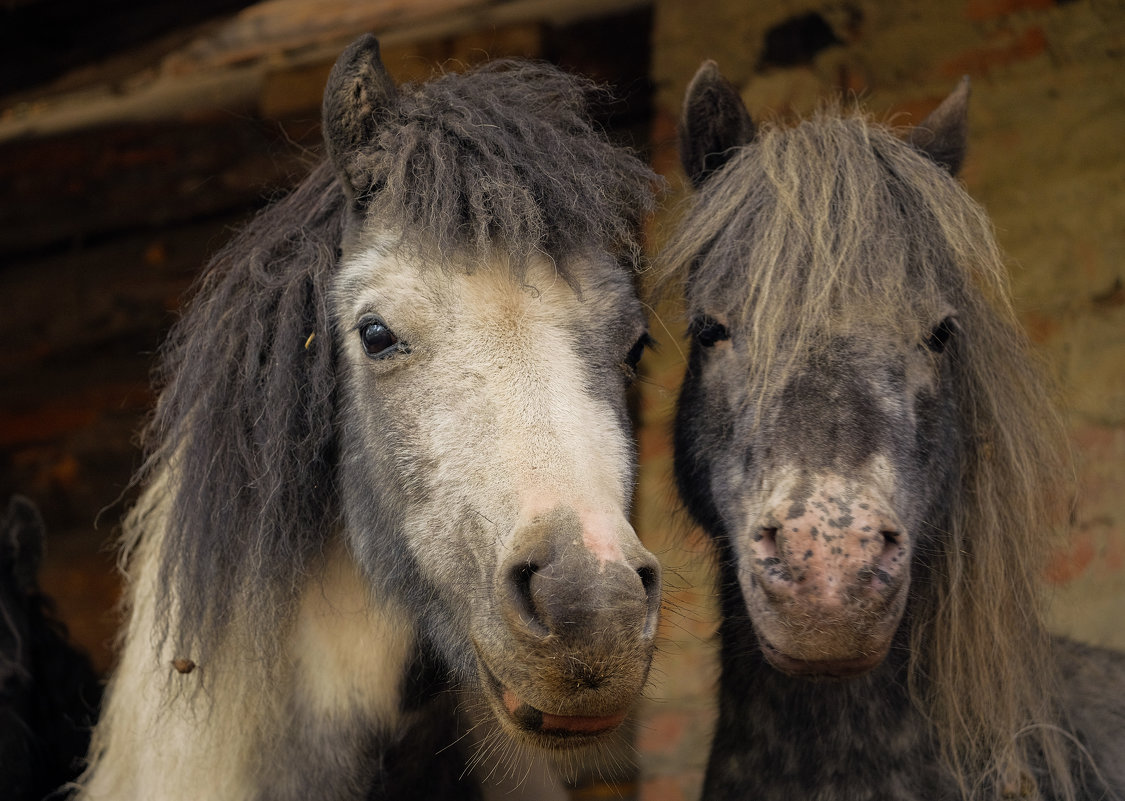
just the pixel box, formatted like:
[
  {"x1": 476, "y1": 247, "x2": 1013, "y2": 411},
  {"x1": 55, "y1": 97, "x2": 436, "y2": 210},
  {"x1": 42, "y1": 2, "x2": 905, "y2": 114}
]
[
  {"x1": 741, "y1": 576, "x2": 910, "y2": 680},
  {"x1": 470, "y1": 638, "x2": 646, "y2": 749},
  {"x1": 755, "y1": 631, "x2": 893, "y2": 680},
  {"x1": 476, "y1": 664, "x2": 632, "y2": 749}
]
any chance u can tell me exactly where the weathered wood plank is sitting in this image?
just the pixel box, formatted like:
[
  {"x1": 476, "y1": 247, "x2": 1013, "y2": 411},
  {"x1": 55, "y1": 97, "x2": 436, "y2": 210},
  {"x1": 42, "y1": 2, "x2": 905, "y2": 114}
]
[
  {"x1": 258, "y1": 22, "x2": 546, "y2": 118},
  {"x1": 0, "y1": 115, "x2": 316, "y2": 254},
  {"x1": 0, "y1": 0, "x2": 259, "y2": 97},
  {"x1": 0, "y1": 0, "x2": 650, "y2": 142},
  {"x1": 0, "y1": 216, "x2": 239, "y2": 530}
]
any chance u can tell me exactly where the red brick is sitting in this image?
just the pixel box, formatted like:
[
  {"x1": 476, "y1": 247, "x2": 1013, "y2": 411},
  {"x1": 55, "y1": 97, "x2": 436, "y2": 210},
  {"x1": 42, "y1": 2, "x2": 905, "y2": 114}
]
[
  {"x1": 1045, "y1": 529, "x2": 1096, "y2": 584},
  {"x1": 939, "y1": 26, "x2": 1049, "y2": 78},
  {"x1": 636, "y1": 710, "x2": 689, "y2": 755},
  {"x1": 650, "y1": 107, "x2": 682, "y2": 178},
  {"x1": 639, "y1": 775, "x2": 688, "y2": 801},
  {"x1": 1105, "y1": 529, "x2": 1124, "y2": 573},
  {"x1": 1022, "y1": 310, "x2": 1060, "y2": 345},
  {"x1": 638, "y1": 426, "x2": 673, "y2": 463}
]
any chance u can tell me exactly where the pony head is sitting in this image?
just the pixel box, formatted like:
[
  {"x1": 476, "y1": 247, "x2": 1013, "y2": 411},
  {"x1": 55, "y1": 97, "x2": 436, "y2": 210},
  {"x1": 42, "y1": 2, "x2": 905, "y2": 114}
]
[
  {"x1": 142, "y1": 35, "x2": 662, "y2": 753},
  {"x1": 324, "y1": 35, "x2": 663, "y2": 746},
  {"x1": 672, "y1": 66, "x2": 976, "y2": 676}
]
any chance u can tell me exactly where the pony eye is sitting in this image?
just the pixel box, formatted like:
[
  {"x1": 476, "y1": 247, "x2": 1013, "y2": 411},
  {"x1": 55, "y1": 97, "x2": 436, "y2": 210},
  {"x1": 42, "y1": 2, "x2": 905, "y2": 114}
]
[
  {"x1": 690, "y1": 316, "x2": 731, "y2": 348},
  {"x1": 923, "y1": 316, "x2": 958, "y2": 354},
  {"x1": 359, "y1": 319, "x2": 400, "y2": 358},
  {"x1": 624, "y1": 333, "x2": 653, "y2": 373}
]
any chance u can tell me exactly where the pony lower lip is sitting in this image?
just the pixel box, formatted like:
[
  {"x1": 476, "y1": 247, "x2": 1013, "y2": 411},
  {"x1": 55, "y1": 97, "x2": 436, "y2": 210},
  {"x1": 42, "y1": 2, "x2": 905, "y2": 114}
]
[
  {"x1": 501, "y1": 689, "x2": 627, "y2": 736},
  {"x1": 758, "y1": 638, "x2": 884, "y2": 679}
]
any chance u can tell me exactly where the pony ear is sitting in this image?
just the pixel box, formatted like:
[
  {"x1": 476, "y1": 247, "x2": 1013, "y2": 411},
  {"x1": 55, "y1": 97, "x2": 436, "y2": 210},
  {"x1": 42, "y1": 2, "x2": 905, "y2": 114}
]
[
  {"x1": 322, "y1": 33, "x2": 398, "y2": 200},
  {"x1": 2, "y1": 495, "x2": 44, "y2": 593},
  {"x1": 909, "y1": 77, "x2": 970, "y2": 176},
  {"x1": 679, "y1": 61, "x2": 756, "y2": 188}
]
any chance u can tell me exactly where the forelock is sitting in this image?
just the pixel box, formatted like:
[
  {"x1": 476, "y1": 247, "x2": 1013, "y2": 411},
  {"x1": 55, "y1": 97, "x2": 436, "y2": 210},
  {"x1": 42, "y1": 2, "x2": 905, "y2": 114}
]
[{"x1": 341, "y1": 60, "x2": 660, "y2": 278}]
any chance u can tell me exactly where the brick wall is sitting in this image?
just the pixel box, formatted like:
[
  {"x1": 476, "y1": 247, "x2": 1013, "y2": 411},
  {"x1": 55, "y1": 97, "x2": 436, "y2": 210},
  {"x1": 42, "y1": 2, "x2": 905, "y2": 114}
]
[{"x1": 635, "y1": 1, "x2": 1125, "y2": 798}]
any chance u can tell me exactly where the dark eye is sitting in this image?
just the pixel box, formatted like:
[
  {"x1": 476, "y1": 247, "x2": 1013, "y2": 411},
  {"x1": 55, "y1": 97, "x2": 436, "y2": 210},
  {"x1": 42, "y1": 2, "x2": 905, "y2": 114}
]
[
  {"x1": 923, "y1": 316, "x2": 958, "y2": 354},
  {"x1": 624, "y1": 333, "x2": 653, "y2": 373},
  {"x1": 359, "y1": 319, "x2": 401, "y2": 358},
  {"x1": 689, "y1": 316, "x2": 730, "y2": 348}
]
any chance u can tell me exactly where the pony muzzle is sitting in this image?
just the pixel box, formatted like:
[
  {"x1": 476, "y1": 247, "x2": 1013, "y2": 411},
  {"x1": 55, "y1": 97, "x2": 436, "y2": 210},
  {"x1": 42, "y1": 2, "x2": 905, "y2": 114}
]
[
  {"x1": 741, "y1": 487, "x2": 911, "y2": 675},
  {"x1": 497, "y1": 507, "x2": 662, "y2": 646},
  {"x1": 475, "y1": 506, "x2": 661, "y2": 744}
]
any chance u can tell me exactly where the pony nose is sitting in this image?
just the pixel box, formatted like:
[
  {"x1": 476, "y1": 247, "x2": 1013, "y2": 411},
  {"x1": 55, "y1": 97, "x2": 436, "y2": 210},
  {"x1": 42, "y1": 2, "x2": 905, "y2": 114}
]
[
  {"x1": 752, "y1": 498, "x2": 908, "y2": 608},
  {"x1": 498, "y1": 510, "x2": 661, "y2": 644}
]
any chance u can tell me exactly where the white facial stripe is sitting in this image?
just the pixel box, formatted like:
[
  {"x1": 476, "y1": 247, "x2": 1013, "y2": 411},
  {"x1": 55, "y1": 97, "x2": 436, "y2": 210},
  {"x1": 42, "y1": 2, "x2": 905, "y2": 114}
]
[
  {"x1": 579, "y1": 508, "x2": 628, "y2": 565},
  {"x1": 334, "y1": 242, "x2": 638, "y2": 570},
  {"x1": 455, "y1": 263, "x2": 633, "y2": 555}
]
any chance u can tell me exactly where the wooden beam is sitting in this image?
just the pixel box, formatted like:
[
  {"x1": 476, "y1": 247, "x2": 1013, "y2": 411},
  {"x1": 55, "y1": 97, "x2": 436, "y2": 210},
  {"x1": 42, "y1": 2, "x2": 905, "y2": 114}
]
[
  {"x1": 0, "y1": 114, "x2": 314, "y2": 255},
  {"x1": 0, "y1": 0, "x2": 650, "y2": 142},
  {"x1": 0, "y1": 0, "x2": 259, "y2": 97}
]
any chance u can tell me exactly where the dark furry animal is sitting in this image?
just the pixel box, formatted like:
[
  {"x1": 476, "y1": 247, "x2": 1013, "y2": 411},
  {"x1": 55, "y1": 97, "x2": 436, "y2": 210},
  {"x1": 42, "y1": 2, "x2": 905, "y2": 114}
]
[
  {"x1": 0, "y1": 496, "x2": 101, "y2": 801},
  {"x1": 663, "y1": 61, "x2": 1125, "y2": 800},
  {"x1": 79, "y1": 36, "x2": 662, "y2": 800}
]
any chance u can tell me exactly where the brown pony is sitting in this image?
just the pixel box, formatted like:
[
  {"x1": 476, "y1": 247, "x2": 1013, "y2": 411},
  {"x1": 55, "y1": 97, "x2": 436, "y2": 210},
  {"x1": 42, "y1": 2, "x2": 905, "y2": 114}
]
[{"x1": 664, "y1": 62, "x2": 1125, "y2": 800}]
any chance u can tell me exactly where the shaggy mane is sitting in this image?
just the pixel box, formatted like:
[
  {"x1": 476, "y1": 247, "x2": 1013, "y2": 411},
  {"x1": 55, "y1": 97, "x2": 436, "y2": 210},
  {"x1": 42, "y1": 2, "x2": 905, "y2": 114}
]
[
  {"x1": 343, "y1": 59, "x2": 657, "y2": 272},
  {"x1": 660, "y1": 107, "x2": 1078, "y2": 799},
  {"x1": 126, "y1": 60, "x2": 657, "y2": 675}
]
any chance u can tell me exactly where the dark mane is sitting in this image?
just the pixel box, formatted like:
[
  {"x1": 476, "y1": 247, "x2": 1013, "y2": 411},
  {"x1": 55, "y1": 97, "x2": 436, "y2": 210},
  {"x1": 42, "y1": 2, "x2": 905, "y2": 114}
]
[
  {"x1": 133, "y1": 163, "x2": 343, "y2": 666},
  {"x1": 342, "y1": 60, "x2": 657, "y2": 272},
  {"x1": 128, "y1": 60, "x2": 658, "y2": 670}
]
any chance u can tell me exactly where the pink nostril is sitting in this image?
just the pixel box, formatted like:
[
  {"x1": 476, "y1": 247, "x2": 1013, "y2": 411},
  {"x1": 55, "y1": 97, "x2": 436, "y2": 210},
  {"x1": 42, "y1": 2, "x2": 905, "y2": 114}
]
[
  {"x1": 876, "y1": 529, "x2": 907, "y2": 586},
  {"x1": 755, "y1": 526, "x2": 779, "y2": 558}
]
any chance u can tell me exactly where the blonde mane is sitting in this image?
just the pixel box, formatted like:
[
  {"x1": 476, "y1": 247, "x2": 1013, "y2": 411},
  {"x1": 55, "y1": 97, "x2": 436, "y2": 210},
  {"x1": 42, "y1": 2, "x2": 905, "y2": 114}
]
[{"x1": 660, "y1": 106, "x2": 1077, "y2": 799}]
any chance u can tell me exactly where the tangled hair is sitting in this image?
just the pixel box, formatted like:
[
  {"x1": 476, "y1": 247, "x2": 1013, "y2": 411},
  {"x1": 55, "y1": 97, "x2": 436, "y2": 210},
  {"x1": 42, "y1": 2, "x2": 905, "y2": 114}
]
[
  {"x1": 127, "y1": 57, "x2": 657, "y2": 674},
  {"x1": 130, "y1": 163, "x2": 343, "y2": 668},
  {"x1": 338, "y1": 58, "x2": 658, "y2": 273},
  {"x1": 660, "y1": 108, "x2": 1078, "y2": 798}
]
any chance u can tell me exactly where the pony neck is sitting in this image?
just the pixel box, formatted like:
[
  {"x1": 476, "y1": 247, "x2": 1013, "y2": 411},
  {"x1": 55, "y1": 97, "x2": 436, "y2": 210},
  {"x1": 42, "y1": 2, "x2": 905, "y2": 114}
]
[{"x1": 706, "y1": 577, "x2": 956, "y2": 799}]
